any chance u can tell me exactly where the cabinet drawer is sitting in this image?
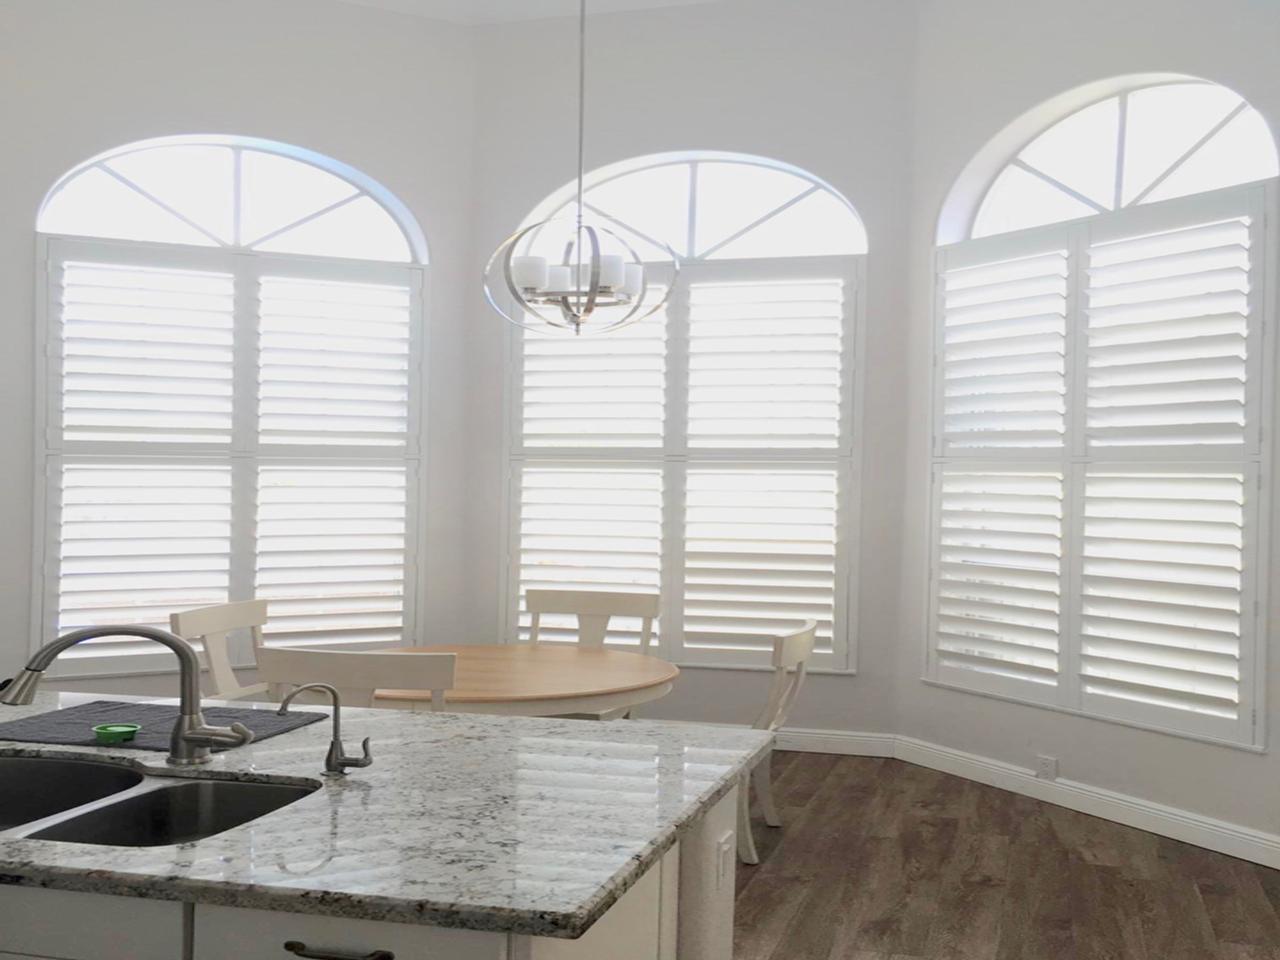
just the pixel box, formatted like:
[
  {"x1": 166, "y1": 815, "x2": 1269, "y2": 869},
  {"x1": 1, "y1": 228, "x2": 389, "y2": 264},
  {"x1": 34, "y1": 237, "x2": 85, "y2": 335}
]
[
  {"x1": 0, "y1": 885, "x2": 182, "y2": 960},
  {"x1": 193, "y1": 905, "x2": 507, "y2": 960}
]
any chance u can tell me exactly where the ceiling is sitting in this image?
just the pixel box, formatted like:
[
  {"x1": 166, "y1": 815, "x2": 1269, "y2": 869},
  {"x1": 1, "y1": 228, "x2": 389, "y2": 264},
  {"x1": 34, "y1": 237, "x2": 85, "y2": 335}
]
[{"x1": 337, "y1": 0, "x2": 724, "y2": 24}]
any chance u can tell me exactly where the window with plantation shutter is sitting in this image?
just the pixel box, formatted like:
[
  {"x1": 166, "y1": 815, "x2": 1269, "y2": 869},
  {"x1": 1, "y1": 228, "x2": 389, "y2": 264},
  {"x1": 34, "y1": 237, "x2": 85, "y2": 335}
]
[
  {"x1": 34, "y1": 137, "x2": 426, "y2": 676},
  {"x1": 257, "y1": 276, "x2": 412, "y2": 448},
  {"x1": 939, "y1": 246, "x2": 1068, "y2": 452},
  {"x1": 54, "y1": 463, "x2": 232, "y2": 666},
  {"x1": 1078, "y1": 468, "x2": 1247, "y2": 738},
  {"x1": 933, "y1": 80, "x2": 1274, "y2": 746},
  {"x1": 508, "y1": 153, "x2": 865, "y2": 671},
  {"x1": 518, "y1": 300, "x2": 666, "y2": 449},
  {"x1": 514, "y1": 465, "x2": 663, "y2": 645},
  {"x1": 687, "y1": 280, "x2": 844, "y2": 449},
  {"x1": 930, "y1": 468, "x2": 1063, "y2": 691},
  {"x1": 681, "y1": 468, "x2": 840, "y2": 663},
  {"x1": 60, "y1": 261, "x2": 236, "y2": 445}
]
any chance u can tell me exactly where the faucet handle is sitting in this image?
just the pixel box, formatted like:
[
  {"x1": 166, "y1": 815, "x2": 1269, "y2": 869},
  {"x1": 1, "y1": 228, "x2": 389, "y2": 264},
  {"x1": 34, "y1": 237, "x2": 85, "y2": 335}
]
[
  {"x1": 184, "y1": 720, "x2": 255, "y2": 748},
  {"x1": 339, "y1": 737, "x2": 373, "y2": 770}
]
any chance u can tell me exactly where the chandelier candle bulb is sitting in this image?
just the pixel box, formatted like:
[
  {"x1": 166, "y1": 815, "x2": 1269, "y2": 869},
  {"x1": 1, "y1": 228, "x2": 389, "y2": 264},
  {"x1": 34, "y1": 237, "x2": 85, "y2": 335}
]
[
  {"x1": 598, "y1": 255, "x2": 625, "y2": 289},
  {"x1": 511, "y1": 256, "x2": 549, "y2": 291},
  {"x1": 623, "y1": 263, "x2": 644, "y2": 297},
  {"x1": 545, "y1": 265, "x2": 573, "y2": 293}
]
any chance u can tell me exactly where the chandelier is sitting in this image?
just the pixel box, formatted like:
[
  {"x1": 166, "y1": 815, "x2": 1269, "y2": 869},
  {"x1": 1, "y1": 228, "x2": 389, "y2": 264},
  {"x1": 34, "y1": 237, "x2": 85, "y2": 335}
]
[{"x1": 482, "y1": 0, "x2": 678, "y2": 335}]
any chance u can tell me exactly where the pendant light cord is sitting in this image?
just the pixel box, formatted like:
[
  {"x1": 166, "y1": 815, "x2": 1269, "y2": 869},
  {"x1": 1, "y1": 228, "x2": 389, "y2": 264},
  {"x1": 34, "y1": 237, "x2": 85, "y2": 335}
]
[{"x1": 576, "y1": 0, "x2": 586, "y2": 232}]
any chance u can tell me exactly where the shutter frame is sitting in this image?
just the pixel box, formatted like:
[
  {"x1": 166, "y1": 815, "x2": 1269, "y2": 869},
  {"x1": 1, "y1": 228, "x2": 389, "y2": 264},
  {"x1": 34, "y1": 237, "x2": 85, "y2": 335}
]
[{"x1": 929, "y1": 182, "x2": 1272, "y2": 747}]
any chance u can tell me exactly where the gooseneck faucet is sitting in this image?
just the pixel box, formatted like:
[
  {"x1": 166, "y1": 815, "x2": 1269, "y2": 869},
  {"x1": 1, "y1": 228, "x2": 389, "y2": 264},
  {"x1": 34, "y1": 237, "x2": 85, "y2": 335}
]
[
  {"x1": 0, "y1": 625, "x2": 254, "y2": 765},
  {"x1": 278, "y1": 683, "x2": 372, "y2": 776}
]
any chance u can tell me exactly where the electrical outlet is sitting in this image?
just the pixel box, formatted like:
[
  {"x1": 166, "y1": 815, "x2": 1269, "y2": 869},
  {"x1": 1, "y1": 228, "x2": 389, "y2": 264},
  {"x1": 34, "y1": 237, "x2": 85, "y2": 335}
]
[{"x1": 1035, "y1": 755, "x2": 1058, "y2": 780}]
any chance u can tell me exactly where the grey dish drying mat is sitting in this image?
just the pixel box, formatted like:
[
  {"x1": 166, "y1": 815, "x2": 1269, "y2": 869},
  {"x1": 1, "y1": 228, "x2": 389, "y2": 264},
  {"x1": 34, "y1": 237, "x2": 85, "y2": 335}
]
[{"x1": 0, "y1": 700, "x2": 325, "y2": 752}]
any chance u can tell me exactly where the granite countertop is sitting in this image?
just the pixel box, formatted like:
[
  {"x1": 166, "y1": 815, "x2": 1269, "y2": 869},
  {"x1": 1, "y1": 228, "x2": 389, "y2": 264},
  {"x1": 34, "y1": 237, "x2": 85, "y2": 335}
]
[{"x1": 0, "y1": 691, "x2": 771, "y2": 938}]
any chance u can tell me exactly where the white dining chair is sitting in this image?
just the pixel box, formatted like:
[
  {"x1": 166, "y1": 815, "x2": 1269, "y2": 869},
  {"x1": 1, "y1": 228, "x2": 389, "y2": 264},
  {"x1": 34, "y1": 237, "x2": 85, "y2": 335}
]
[
  {"x1": 170, "y1": 599, "x2": 270, "y2": 701},
  {"x1": 256, "y1": 646, "x2": 457, "y2": 710},
  {"x1": 738, "y1": 619, "x2": 817, "y2": 865},
  {"x1": 526, "y1": 589, "x2": 660, "y2": 651}
]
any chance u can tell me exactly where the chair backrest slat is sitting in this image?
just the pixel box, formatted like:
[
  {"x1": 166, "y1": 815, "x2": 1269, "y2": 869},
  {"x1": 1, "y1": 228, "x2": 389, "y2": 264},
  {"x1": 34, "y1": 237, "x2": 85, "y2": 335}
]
[
  {"x1": 256, "y1": 647, "x2": 456, "y2": 710},
  {"x1": 170, "y1": 600, "x2": 270, "y2": 701},
  {"x1": 525, "y1": 589, "x2": 660, "y2": 652},
  {"x1": 753, "y1": 620, "x2": 817, "y2": 732}
]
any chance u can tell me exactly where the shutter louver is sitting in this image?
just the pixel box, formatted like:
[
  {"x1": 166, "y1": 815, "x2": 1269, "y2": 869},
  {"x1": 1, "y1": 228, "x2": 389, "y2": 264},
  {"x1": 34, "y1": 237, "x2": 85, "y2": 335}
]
[
  {"x1": 682, "y1": 468, "x2": 838, "y2": 659},
  {"x1": 932, "y1": 468, "x2": 1063, "y2": 687},
  {"x1": 1080, "y1": 469, "x2": 1243, "y2": 722},
  {"x1": 516, "y1": 465, "x2": 662, "y2": 645},
  {"x1": 940, "y1": 251, "x2": 1068, "y2": 451},
  {"x1": 687, "y1": 280, "x2": 844, "y2": 449},
  {"x1": 256, "y1": 465, "x2": 407, "y2": 647},
  {"x1": 519, "y1": 301, "x2": 666, "y2": 448},
  {"x1": 1085, "y1": 217, "x2": 1252, "y2": 451},
  {"x1": 57, "y1": 463, "x2": 232, "y2": 657},
  {"x1": 59, "y1": 261, "x2": 234, "y2": 444},
  {"x1": 258, "y1": 276, "x2": 411, "y2": 447}
]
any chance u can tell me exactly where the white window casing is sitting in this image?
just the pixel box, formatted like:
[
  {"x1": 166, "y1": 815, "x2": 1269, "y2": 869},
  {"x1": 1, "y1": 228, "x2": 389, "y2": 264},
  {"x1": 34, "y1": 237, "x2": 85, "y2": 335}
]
[
  {"x1": 34, "y1": 236, "x2": 426, "y2": 677},
  {"x1": 928, "y1": 182, "x2": 1272, "y2": 747}
]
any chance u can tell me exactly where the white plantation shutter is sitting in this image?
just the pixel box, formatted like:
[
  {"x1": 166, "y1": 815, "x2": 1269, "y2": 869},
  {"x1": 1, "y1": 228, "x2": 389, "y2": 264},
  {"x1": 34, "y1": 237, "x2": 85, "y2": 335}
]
[
  {"x1": 514, "y1": 465, "x2": 662, "y2": 645},
  {"x1": 1086, "y1": 212, "x2": 1256, "y2": 452},
  {"x1": 930, "y1": 468, "x2": 1063, "y2": 692},
  {"x1": 55, "y1": 462, "x2": 232, "y2": 664},
  {"x1": 38, "y1": 238, "x2": 425, "y2": 671},
  {"x1": 507, "y1": 257, "x2": 860, "y2": 669},
  {"x1": 255, "y1": 465, "x2": 408, "y2": 648},
  {"x1": 931, "y1": 184, "x2": 1270, "y2": 744},
  {"x1": 1079, "y1": 468, "x2": 1248, "y2": 737},
  {"x1": 58, "y1": 259, "x2": 235, "y2": 444},
  {"x1": 938, "y1": 241, "x2": 1068, "y2": 452},
  {"x1": 682, "y1": 468, "x2": 841, "y2": 665},
  {"x1": 687, "y1": 279, "x2": 844, "y2": 448},
  {"x1": 519, "y1": 301, "x2": 666, "y2": 448},
  {"x1": 258, "y1": 275, "x2": 412, "y2": 448}
]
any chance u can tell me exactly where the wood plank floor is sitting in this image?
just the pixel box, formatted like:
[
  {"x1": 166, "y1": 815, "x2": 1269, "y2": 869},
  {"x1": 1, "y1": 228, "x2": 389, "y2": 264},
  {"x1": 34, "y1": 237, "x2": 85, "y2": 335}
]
[{"x1": 734, "y1": 752, "x2": 1280, "y2": 960}]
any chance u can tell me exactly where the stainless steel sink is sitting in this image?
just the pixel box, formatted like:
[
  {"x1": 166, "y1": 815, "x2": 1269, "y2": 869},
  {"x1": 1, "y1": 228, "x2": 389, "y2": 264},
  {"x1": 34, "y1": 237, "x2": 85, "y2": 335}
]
[
  {"x1": 0, "y1": 756, "x2": 143, "y2": 829},
  {"x1": 29, "y1": 779, "x2": 316, "y2": 847}
]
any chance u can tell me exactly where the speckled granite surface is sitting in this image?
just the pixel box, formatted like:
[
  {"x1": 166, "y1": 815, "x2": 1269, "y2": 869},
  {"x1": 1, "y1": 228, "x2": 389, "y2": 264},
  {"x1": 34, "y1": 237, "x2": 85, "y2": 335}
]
[{"x1": 0, "y1": 691, "x2": 771, "y2": 938}]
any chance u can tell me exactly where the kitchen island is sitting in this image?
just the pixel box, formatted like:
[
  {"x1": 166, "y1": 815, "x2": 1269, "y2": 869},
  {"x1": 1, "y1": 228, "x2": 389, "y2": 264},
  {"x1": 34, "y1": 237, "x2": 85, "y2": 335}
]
[{"x1": 0, "y1": 691, "x2": 771, "y2": 959}]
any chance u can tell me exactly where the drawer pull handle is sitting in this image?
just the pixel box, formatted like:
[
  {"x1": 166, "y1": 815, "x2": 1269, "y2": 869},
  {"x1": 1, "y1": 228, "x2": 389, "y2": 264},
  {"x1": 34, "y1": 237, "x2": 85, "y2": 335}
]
[{"x1": 284, "y1": 940, "x2": 395, "y2": 960}]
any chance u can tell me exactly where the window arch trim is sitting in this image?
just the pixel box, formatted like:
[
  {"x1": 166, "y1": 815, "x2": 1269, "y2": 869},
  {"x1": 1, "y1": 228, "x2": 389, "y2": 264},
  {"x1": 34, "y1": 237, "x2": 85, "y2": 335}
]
[
  {"x1": 38, "y1": 134, "x2": 429, "y2": 264},
  {"x1": 936, "y1": 74, "x2": 1279, "y2": 245}
]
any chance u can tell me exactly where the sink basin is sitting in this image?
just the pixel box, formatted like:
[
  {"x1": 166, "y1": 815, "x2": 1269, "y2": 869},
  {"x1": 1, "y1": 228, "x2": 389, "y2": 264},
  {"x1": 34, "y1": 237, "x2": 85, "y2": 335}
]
[
  {"x1": 30, "y1": 778, "x2": 316, "y2": 846},
  {"x1": 0, "y1": 756, "x2": 144, "y2": 829}
]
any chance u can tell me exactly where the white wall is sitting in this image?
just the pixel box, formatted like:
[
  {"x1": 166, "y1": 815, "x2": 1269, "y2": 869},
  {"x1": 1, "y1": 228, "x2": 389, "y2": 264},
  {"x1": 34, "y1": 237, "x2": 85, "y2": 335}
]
[
  {"x1": 0, "y1": 0, "x2": 478, "y2": 678},
  {"x1": 7, "y1": 0, "x2": 1280, "y2": 840}
]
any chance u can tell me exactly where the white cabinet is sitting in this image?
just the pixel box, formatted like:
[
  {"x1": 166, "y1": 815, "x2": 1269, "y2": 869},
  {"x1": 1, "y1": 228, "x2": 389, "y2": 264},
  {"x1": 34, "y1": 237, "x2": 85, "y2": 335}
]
[
  {"x1": 194, "y1": 848, "x2": 677, "y2": 960},
  {"x1": 193, "y1": 905, "x2": 507, "y2": 959},
  {"x1": 0, "y1": 886, "x2": 182, "y2": 960}
]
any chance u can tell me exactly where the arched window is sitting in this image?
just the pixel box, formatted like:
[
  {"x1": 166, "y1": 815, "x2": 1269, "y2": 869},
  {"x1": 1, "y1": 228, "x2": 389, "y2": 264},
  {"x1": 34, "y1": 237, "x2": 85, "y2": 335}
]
[
  {"x1": 506, "y1": 152, "x2": 865, "y2": 670},
  {"x1": 927, "y1": 79, "x2": 1277, "y2": 746},
  {"x1": 34, "y1": 136, "x2": 426, "y2": 674}
]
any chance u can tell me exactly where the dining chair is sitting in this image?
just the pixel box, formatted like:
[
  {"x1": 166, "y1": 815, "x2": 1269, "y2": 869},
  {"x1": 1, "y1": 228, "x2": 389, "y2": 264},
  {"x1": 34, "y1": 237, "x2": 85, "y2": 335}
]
[
  {"x1": 256, "y1": 646, "x2": 457, "y2": 710},
  {"x1": 738, "y1": 619, "x2": 817, "y2": 865},
  {"x1": 525, "y1": 589, "x2": 660, "y2": 651},
  {"x1": 170, "y1": 599, "x2": 270, "y2": 701}
]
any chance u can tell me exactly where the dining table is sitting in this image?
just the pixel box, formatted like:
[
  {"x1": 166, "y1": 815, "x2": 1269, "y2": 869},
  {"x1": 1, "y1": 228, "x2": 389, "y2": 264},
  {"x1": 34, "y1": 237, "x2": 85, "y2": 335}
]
[{"x1": 374, "y1": 642, "x2": 680, "y2": 716}]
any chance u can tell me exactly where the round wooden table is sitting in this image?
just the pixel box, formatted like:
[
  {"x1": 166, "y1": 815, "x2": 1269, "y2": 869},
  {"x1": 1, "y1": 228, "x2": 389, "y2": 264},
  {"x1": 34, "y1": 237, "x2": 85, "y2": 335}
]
[{"x1": 374, "y1": 643, "x2": 680, "y2": 716}]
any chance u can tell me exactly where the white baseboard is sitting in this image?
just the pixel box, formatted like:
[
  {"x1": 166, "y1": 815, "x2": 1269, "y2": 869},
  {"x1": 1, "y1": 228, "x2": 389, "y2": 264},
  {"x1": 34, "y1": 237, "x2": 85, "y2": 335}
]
[{"x1": 775, "y1": 726, "x2": 1280, "y2": 870}]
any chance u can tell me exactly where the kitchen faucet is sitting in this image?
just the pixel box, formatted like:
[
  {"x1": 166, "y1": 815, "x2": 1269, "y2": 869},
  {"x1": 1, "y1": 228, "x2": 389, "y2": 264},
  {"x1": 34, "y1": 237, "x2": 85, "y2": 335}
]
[
  {"x1": 0, "y1": 625, "x2": 254, "y2": 765},
  {"x1": 277, "y1": 683, "x2": 372, "y2": 776}
]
